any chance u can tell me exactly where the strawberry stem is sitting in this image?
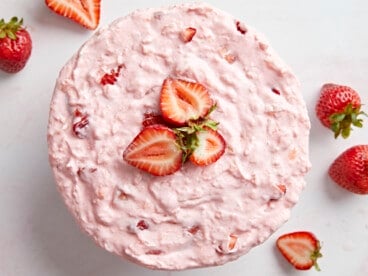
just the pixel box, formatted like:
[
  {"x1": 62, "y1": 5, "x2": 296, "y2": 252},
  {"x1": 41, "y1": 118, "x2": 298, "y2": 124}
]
[
  {"x1": 311, "y1": 241, "x2": 323, "y2": 271},
  {"x1": 0, "y1": 17, "x2": 24, "y2": 40},
  {"x1": 173, "y1": 104, "x2": 220, "y2": 163},
  {"x1": 329, "y1": 103, "x2": 367, "y2": 139}
]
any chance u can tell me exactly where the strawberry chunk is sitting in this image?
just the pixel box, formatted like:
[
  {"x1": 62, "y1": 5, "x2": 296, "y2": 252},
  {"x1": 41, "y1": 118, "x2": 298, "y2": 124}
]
[
  {"x1": 160, "y1": 78, "x2": 213, "y2": 126},
  {"x1": 100, "y1": 65, "x2": 124, "y2": 86},
  {"x1": 142, "y1": 112, "x2": 165, "y2": 128},
  {"x1": 72, "y1": 113, "x2": 89, "y2": 139},
  {"x1": 136, "y1": 220, "x2": 149, "y2": 230},
  {"x1": 276, "y1": 231, "x2": 322, "y2": 271},
  {"x1": 189, "y1": 127, "x2": 226, "y2": 166},
  {"x1": 187, "y1": 225, "x2": 200, "y2": 235},
  {"x1": 145, "y1": 249, "x2": 162, "y2": 255},
  {"x1": 123, "y1": 125, "x2": 183, "y2": 176},
  {"x1": 236, "y1": 21, "x2": 247, "y2": 35},
  {"x1": 276, "y1": 184, "x2": 287, "y2": 194},
  {"x1": 45, "y1": 0, "x2": 101, "y2": 30},
  {"x1": 228, "y1": 234, "x2": 238, "y2": 250},
  {"x1": 181, "y1": 27, "x2": 196, "y2": 42},
  {"x1": 271, "y1": 87, "x2": 281, "y2": 95}
]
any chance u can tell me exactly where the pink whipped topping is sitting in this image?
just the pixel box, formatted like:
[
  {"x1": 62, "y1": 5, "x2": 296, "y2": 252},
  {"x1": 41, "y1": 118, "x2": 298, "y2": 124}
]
[{"x1": 47, "y1": 2, "x2": 311, "y2": 270}]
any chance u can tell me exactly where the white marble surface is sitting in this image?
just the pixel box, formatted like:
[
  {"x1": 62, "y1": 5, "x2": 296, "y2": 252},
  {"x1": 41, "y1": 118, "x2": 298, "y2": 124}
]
[{"x1": 0, "y1": 0, "x2": 367, "y2": 275}]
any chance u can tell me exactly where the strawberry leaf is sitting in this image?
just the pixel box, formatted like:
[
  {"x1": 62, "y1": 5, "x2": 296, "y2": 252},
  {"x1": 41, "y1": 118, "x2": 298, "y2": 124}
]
[
  {"x1": 331, "y1": 122, "x2": 340, "y2": 133},
  {"x1": 203, "y1": 119, "x2": 219, "y2": 130},
  {"x1": 207, "y1": 103, "x2": 218, "y2": 116},
  {"x1": 330, "y1": 113, "x2": 345, "y2": 122},
  {"x1": 6, "y1": 30, "x2": 16, "y2": 40},
  {"x1": 341, "y1": 127, "x2": 351, "y2": 139},
  {"x1": 353, "y1": 120, "x2": 363, "y2": 128},
  {"x1": 0, "y1": 17, "x2": 23, "y2": 40},
  {"x1": 329, "y1": 103, "x2": 366, "y2": 139}
]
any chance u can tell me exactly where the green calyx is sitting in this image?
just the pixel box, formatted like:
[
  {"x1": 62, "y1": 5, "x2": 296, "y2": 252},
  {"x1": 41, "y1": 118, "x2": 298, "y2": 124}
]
[
  {"x1": 330, "y1": 103, "x2": 367, "y2": 139},
  {"x1": 310, "y1": 242, "x2": 323, "y2": 271},
  {"x1": 0, "y1": 17, "x2": 24, "y2": 40},
  {"x1": 174, "y1": 104, "x2": 219, "y2": 162}
]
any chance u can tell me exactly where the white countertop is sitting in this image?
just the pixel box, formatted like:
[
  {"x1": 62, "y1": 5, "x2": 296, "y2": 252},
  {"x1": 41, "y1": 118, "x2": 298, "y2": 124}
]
[{"x1": 1, "y1": 0, "x2": 367, "y2": 275}]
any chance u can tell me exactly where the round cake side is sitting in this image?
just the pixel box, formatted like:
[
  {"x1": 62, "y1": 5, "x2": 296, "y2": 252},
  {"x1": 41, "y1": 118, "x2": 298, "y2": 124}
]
[{"x1": 47, "y1": 3, "x2": 311, "y2": 270}]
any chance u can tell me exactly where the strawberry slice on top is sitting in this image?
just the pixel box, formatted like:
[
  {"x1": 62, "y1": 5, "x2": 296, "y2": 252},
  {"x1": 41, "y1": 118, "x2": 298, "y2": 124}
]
[
  {"x1": 123, "y1": 125, "x2": 183, "y2": 176},
  {"x1": 45, "y1": 0, "x2": 101, "y2": 30},
  {"x1": 160, "y1": 78, "x2": 213, "y2": 126},
  {"x1": 276, "y1": 231, "x2": 322, "y2": 271},
  {"x1": 188, "y1": 127, "x2": 226, "y2": 166}
]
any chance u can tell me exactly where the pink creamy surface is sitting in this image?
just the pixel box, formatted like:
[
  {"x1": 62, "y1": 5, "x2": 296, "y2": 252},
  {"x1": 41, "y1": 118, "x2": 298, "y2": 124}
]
[{"x1": 47, "y1": 2, "x2": 310, "y2": 270}]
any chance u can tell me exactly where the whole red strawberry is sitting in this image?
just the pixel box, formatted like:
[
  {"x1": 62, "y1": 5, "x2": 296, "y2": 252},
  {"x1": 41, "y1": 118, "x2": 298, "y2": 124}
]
[
  {"x1": 329, "y1": 145, "x2": 368, "y2": 194},
  {"x1": 0, "y1": 17, "x2": 32, "y2": 73},
  {"x1": 316, "y1": 83, "x2": 366, "y2": 138},
  {"x1": 123, "y1": 125, "x2": 183, "y2": 176}
]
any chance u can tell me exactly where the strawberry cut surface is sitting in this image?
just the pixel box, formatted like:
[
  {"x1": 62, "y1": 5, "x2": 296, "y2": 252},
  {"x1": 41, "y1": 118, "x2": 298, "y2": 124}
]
[
  {"x1": 160, "y1": 78, "x2": 213, "y2": 126},
  {"x1": 181, "y1": 27, "x2": 196, "y2": 42},
  {"x1": 123, "y1": 125, "x2": 183, "y2": 176},
  {"x1": 45, "y1": 0, "x2": 101, "y2": 30},
  {"x1": 189, "y1": 127, "x2": 226, "y2": 166},
  {"x1": 276, "y1": 231, "x2": 322, "y2": 271}
]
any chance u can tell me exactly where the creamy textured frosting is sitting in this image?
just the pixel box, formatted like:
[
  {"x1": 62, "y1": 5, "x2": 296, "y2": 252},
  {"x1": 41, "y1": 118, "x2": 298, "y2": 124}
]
[{"x1": 47, "y1": 2, "x2": 310, "y2": 270}]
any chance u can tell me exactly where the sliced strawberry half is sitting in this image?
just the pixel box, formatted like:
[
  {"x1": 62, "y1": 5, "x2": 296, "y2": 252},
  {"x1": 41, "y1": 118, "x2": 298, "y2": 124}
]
[
  {"x1": 160, "y1": 78, "x2": 213, "y2": 126},
  {"x1": 189, "y1": 127, "x2": 226, "y2": 166},
  {"x1": 123, "y1": 125, "x2": 183, "y2": 176},
  {"x1": 276, "y1": 231, "x2": 322, "y2": 271},
  {"x1": 45, "y1": 0, "x2": 101, "y2": 30}
]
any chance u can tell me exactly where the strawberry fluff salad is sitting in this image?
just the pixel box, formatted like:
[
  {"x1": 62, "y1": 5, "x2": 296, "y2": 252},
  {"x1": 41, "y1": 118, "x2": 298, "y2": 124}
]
[{"x1": 47, "y1": 2, "x2": 311, "y2": 270}]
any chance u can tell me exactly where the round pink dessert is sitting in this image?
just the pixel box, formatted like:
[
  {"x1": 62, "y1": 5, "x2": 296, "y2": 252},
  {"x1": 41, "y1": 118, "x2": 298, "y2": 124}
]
[{"x1": 47, "y1": 3, "x2": 311, "y2": 270}]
